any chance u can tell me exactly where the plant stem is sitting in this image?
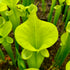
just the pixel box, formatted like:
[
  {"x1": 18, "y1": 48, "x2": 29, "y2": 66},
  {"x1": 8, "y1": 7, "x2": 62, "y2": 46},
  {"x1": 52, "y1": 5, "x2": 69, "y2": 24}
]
[
  {"x1": 16, "y1": 48, "x2": 26, "y2": 69},
  {"x1": 64, "y1": 7, "x2": 70, "y2": 29},
  {"x1": 54, "y1": 33, "x2": 70, "y2": 67},
  {"x1": 0, "y1": 48, "x2": 5, "y2": 60},
  {"x1": 27, "y1": 52, "x2": 44, "y2": 68},
  {"x1": 2, "y1": 42, "x2": 16, "y2": 65},
  {"x1": 62, "y1": 5, "x2": 69, "y2": 22},
  {"x1": 48, "y1": 0, "x2": 57, "y2": 22},
  {"x1": 41, "y1": 0, "x2": 46, "y2": 13},
  {"x1": 53, "y1": 5, "x2": 62, "y2": 25}
]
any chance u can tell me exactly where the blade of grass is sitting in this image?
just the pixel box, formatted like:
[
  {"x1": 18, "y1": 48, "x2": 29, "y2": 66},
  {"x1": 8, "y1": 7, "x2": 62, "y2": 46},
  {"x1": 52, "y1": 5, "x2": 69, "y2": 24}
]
[
  {"x1": 48, "y1": 0, "x2": 57, "y2": 22},
  {"x1": 53, "y1": 5, "x2": 62, "y2": 25},
  {"x1": 64, "y1": 8, "x2": 70, "y2": 29},
  {"x1": 0, "y1": 48, "x2": 5, "y2": 60},
  {"x1": 41, "y1": 0, "x2": 46, "y2": 13},
  {"x1": 16, "y1": 48, "x2": 26, "y2": 70},
  {"x1": 54, "y1": 46, "x2": 70, "y2": 67},
  {"x1": 54, "y1": 24, "x2": 70, "y2": 67},
  {"x1": 2, "y1": 41, "x2": 16, "y2": 65},
  {"x1": 62, "y1": 5, "x2": 69, "y2": 22}
]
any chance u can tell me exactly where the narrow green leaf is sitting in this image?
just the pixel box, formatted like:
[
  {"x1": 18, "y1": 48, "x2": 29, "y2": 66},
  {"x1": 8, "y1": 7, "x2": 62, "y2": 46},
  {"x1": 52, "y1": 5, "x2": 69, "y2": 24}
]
[
  {"x1": 62, "y1": 5, "x2": 69, "y2": 22},
  {"x1": 18, "y1": 58, "x2": 26, "y2": 70},
  {"x1": 41, "y1": 0, "x2": 46, "y2": 13},
  {"x1": 54, "y1": 22, "x2": 70, "y2": 67},
  {"x1": 53, "y1": 5, "x2": 62, "y2": 25},
  {"x1": 2, "y1": 40, "x2": 15, "y2": 65},
  {"x1": 0, "y1": 48, "x2": 5, "y2": 60},
  {"x1": 5, "y1": 10, "x2": 20, "y2": 31},
  {"x1": 48, "y1": 0, "x2": 57, "y2": 22},
  {"x1": 64, "y1": 9, "x2": 70, "y2": 29},
  {"x1": 16, "y1": 48, "x2": 26, "y2": 69}
]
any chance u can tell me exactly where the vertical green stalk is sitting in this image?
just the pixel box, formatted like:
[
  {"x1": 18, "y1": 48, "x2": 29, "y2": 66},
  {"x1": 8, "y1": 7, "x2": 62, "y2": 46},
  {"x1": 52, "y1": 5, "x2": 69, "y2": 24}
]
[
  {"x1": 64, "y1": 8, "x2": 70, "y2": 29},
  {"x1": 16, "y1": 49, "x2": 26, "y2": 70},
  {"x1": 41, "y1": 0, "x2": 46, "y2": 13},
  {"x1": 53, "y1": 5, "x2": 62, "y2": 25},
  {"x1": 54, "y1": 47, "x2": 70, "y2": 67},
  {"x1": 54, "y1": 33, "x2": 70, "y2": 67},
  {"x1": 12, "y1": 7, "x2": 26, "y2": 69},
  {"x1": 8, "y1": 6, "x2": 20, "y2": 51},
  {"x1": 27, "y1": 52, "x2": 44, "y2": 68},
  {"x1": 7, "y1": 8, "x2": 20, "y2": 31},
  {"x1": 7, "y1": 7, "x2": 20, "y2": 65},
  {"x1": 62, "y1": 5, "x2": 69, "y2": 22},
  {"x1": 2, "y1": 42, "x2": 16, "y2": 65},
  {"x1": 12, "y1": 7, "x2": 20, "y2": 31},
  {"x1": 48, "y1": 0, "x2": 57, "y2": 22},
  {"x1": 12, "y1": 8, "x2": 21, "y2": 66},
  {"x1": 0, "y1": 48, "x2": 5, "y2": 60}
]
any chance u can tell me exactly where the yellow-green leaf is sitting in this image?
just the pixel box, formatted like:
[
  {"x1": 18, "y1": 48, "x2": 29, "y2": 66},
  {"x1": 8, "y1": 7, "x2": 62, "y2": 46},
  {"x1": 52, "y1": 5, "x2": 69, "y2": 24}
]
[
  {"x1": 66, "y1": 61, "x2": 70, "y2": 70},
  {"x1": 15, "y1": 4, "x2": 58, "y2": 51},
  {"x1": 0, "y1": 3, "x2": 7, "y2": 12},
  {"x1": 66, "y1": 0, "x2": 70, "y2": 5}
]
